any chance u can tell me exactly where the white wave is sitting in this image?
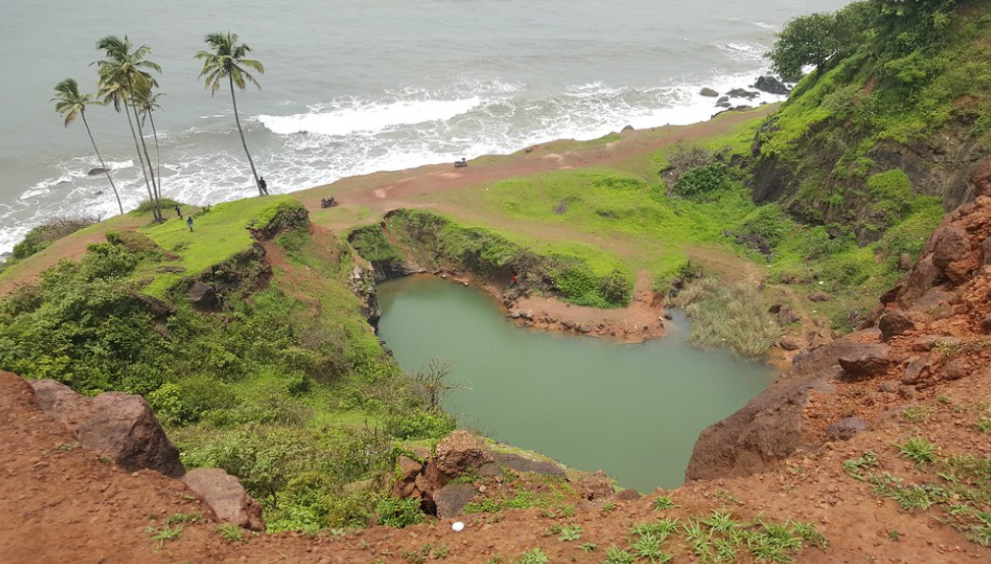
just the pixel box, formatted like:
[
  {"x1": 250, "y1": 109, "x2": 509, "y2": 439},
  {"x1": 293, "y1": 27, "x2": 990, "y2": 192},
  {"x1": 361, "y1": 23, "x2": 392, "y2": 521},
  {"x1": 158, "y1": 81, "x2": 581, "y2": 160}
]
[
  {"x1": 258, "y1": 97, "x2": 483, "y2": 137},
  {"x1": 714, "y1": 41, "x2": 768, "y2": 62},
  {"x1": 750, "y1": 21, "x2": 777, "y2": 30}
]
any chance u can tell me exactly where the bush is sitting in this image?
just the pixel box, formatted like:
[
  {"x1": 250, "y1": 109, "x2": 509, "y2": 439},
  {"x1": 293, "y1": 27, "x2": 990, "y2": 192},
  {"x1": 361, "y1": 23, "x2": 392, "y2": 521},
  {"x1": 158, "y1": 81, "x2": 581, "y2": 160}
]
[
  {"x1": 10, "y1": 216, "x2": 100, "y2": 261},
  {"x1": 674, "y1": 164, "x2": 728, "y2": 199},
  {"x1": 132, "y1": 198, "x2": 182, "y2": 215},
  {"x1": 374, "y1": 496, "x2": 424, "y2": 528},
  {"x1": 868, "y1": 170, "x2": 914, "y2": 225}
]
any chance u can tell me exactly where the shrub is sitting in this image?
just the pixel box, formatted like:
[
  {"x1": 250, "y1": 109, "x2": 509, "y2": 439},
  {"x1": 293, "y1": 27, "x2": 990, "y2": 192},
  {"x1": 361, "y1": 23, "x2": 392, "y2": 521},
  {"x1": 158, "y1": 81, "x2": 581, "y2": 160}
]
[
  {"x1": 375, "y1": 496, "x2": 424, "y2": 528},
  {"x1": 10, "y1": 216, "x2": 100, "y2": 261},
  {"x1": 674, "y1": 164, "x2": 727, "y2": 199}
]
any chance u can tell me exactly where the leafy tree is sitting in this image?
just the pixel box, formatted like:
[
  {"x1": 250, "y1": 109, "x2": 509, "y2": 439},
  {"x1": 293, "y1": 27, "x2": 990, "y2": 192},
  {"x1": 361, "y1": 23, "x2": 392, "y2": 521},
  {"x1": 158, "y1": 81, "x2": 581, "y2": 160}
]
[
  {"x1": 195, "y1": 32, "x2": 268, "y2": 196},
  {"x1": 95, "y1": 35, "x2": 164, "y2": 220},
  {"x1": 51, "y1": 78, "x2": 124, "y2": 215},
  {"x1": 767, "y1": 13, "x2": 842, "y2": 81}
]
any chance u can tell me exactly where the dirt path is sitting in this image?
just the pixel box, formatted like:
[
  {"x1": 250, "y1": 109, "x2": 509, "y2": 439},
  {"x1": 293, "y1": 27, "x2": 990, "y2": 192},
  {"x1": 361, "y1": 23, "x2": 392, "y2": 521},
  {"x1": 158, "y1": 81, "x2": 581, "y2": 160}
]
[
  {"x1": 302, "y1": 106, "x2": 775, "y2": 230},
  {"x1": 4, "y1": 365, "x2": 985, "y2": 564},
  {"x1": 0, "y1": 214, "x2": 149, "y2": 298}
]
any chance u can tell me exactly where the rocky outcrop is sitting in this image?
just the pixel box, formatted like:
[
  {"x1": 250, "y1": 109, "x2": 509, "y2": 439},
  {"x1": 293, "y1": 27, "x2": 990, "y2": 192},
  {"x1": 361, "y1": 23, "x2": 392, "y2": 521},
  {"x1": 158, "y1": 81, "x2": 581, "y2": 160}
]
[
  {"x1": 754, "y1": 75, "x2": 790, "y2": 96},
  {"x1": 30, "y1": 379, "x2": 184, "y2": 478},
  {"x1": 174, "y1": 244, "x2": 273, "y2": 309},
  {"x1": 686, "y1": 337, "x2": 869, "y2": 481},
  {"x1": 433, "y1": 431, "x2": 494, "y2": 476},
  {"x1": 182, "y1": 468, "x2": 265, "y2": 531},
  {"x1": 838, "y1": 343, "x2": 891, "y2": 380},
  {"x1": 349, "y1": 265, "x2": 382, "y2": 326},
  {"x1": 187, "y1": 281, "x2": 219, "y2": 310},
  {"x1": 576, "y1": 470, "x2": 615, "y2": 500}
]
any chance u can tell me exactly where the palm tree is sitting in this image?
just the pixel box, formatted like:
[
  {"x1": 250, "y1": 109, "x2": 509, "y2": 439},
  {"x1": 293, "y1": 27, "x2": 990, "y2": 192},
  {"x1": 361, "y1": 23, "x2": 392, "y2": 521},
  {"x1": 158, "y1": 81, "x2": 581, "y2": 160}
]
[
  {"x1": 51, "y1": 78, "x2": 124, "y2": 215},
  {"x1": 95, "y1": 35, "x2": 163, "y2": 220},
  {"x1": 134, "y1": 84, "x2": 164, "y2": 202},
  {"x1": 195, "y1": 32, "x2": 267, "y2": 196}
]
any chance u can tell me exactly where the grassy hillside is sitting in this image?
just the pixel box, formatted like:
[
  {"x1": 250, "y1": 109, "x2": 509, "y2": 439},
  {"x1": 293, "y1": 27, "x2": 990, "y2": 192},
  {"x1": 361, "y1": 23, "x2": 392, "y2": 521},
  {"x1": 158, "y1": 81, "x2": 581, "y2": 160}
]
[{"x1": 0, "y1": 197, "x2": 453, "y2": 531}]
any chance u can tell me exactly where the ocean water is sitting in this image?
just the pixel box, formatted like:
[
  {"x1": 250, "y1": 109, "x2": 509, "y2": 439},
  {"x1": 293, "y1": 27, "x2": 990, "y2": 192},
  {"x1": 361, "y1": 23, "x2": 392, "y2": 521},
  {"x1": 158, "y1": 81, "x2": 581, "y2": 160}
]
[{"x1": 0, "y1": 0, "x2": 850, "y2": 254}]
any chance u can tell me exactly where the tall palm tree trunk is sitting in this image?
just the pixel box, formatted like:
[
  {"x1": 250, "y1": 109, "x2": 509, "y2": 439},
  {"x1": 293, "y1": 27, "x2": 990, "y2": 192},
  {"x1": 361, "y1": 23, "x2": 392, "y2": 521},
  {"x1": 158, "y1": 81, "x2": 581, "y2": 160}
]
[
  {"x1": 80, "y1": 112, "x2": 124, "y2": 215},
  {"x1": 127, "y1": 81, "x2": 160, "y2": 220},
  {"x1": 146, "y1": 111, "x2": 163, "y2": 202},
  {"x1": 229, "y1": 75, "x2": 265, "y2": 196},
  {"x1": 122, "y1": 99, "x2": 159, "y2": 220}
]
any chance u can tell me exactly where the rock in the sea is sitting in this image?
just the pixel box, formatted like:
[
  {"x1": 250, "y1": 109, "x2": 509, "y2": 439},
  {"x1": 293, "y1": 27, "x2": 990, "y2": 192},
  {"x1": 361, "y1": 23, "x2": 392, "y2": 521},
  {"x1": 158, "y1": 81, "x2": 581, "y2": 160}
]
[
  {"x1": 182, "y1": 468, "x2": 265, "y2": 531},
  {"x1": 434, "y1": 484, "x2": 477, "y2": 519},
  {"x1": 825, "y1": 417, "x2": 868, "y2": 441},
  {"x1": 87, "y1": 167, "x2": 108, "y2": 176},
  {"x1": 576, "y1": 470, "x2": 615, "y2": 500},
  {"x1": 878, "y1": 310, "x2": 916, "y2": 341},
  {"x1": 187, "y1": 281, "x2": 219, "y2": 310},
  {"x1": 726, "y1": 88, "x2": 759, "y2": 100},
  {"x1": 700, "y1": 87, "x2": 719, "y2": 97},
  {"x1": 838, "y1": 343, "x2": 891, "y2": 380},
  {"x1": 30, "y1": 380, "x2": 184, "y2": 477},
  {"x1": 433, "y1": 431, "x2": 493, "y2": 477},
  {"x1": 716, "y1": 96, "x2": 729, "y2": 104},
  {"x1": 754, "y1": 75, "x2": 790, "y2": 95}
]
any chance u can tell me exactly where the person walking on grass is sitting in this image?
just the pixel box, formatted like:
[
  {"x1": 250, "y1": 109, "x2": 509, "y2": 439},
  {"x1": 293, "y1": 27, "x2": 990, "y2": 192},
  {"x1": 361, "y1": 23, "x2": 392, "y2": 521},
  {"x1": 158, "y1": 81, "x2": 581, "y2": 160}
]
[
  {"x1": 186, "y1": 216, "x2": 194, "y2": 232},
  {"x1": 175, "y1": 204, "x2": 182, "y2": 219}
]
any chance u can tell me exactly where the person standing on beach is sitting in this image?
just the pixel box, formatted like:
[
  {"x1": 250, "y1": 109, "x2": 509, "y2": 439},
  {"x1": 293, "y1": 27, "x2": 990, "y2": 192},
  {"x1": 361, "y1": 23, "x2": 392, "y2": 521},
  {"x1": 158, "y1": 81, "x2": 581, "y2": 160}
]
[{"x1": 186, "y1": 216, "x2": 194, "y2": 232}]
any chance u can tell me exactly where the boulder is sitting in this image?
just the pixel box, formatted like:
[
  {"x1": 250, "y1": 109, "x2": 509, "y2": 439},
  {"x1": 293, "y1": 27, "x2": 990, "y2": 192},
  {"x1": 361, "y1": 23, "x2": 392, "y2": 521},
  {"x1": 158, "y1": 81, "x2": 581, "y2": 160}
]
[
  {"x1": 433, "y1": 431, "x2": 493, "y2": 477},
  {"x1": 825, "y1": 417, "x2": 868, "y2": 441},
  {"x1": 491, "y1": 452, "x2": 567, "y2": 479},
  {"x1": 30, "y1": 380, "x2": 184, "y2": 477},
  {"x1": 686, "y1": 338, "x2": 868, "y2": 480},
  {"x1": 576, "y1": 470, "x2": 614, "y2": 500},
  {"x1": 88, "y1": 167, "x2": 109, "y2": 176},
  {"x1": 931, "y1": 225, "x2": 971, "y2": 271},
  {"x1": 944, "y1": 357, "x2": 970, "y2": 381},
  {"x1": 187, "y1": 281, "x2": 219, "y2": 310},
  {"x1": 899, "y1": 256, "x2": 940, "y2": 304},
  {"x1": 878, "y1": 310, "x2": 916, "y2": 341},
  {"x1": 182, "y1": 468, "x2": 265, "y2": 531},
  {"x1": 434, "y1": 484, "x2": 477, "y2": 519},
  {"x1": 700, "y1": 87, "x2": 719, "y2": 97},
  {"x1": 970, "y1": 157, "x2": 991, "y2": 198},
  {"x1": 898, "y1": 253, "x2": 914, "y2": 271},
  {"x1": 778, "y1": 305, "x2": 799, "y2": 325},
  {"x1": 716, "y1": 96, "x2": 729, "y2": 104},
  {"x1": 392, "y1": 456, "x2": 424, "y2": 498},
  {"x1": 838, "y1": 344, "x2": 891, "y2": 380},
  {"x1": 612, "y1": 489, "x2": 642, "y2": 502},
  {"x1": 754, "y1": 75, "x2": 790, "y2": 95},
  {"x1": 912, "y1": 335, "x2": 961, "y2": 352},
  {"x1": 902, "y1": 356, "x2": 931, "y2": 385},
  {"x1": 726, "y1": 88, "x2": 759, "y2": 100},
  {"x1": 776, "y1": 336, "x2": 802, "y2": 351}
]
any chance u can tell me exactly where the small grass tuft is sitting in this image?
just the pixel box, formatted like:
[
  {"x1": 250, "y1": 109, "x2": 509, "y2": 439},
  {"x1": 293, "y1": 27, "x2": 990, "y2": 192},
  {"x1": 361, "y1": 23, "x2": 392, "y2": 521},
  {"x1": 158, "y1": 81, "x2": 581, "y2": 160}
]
[
  {"x1": 215, "y1": 523, "x2": 244, "y2": 542},
  {"x1": 514, "y1": 547, "x2": 549, "y2": 564},
  {"x1": 896, "y1": 437, "x2": 937, "y2": 466}
]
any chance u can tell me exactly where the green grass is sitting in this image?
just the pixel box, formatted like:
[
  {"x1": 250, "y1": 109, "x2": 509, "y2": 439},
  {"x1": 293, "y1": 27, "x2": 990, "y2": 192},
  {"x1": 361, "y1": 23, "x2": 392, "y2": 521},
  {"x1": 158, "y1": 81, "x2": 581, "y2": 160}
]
[
  {"x1": 896, "y1": 437, "x2": 938, "y2": 466},
  {"x1": 215, "y1": 523, "x2": 245, "y2": 542},
  {"x1": 135, "y1": 195, "x2": 302, "y2": 297}
]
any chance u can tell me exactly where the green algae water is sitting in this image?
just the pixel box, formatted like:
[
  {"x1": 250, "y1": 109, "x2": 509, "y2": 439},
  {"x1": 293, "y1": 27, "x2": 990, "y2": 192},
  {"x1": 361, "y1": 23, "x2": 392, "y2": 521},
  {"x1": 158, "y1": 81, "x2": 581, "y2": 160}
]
[{"x1": 377, "y1": 275, "x2": 775, "y2": 492}]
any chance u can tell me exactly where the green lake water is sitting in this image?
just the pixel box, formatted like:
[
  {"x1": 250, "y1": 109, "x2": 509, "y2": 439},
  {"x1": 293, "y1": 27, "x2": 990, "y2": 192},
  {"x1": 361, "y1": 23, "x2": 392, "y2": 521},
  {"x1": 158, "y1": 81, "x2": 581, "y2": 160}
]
[{"x1": 377, "y1": 275, "x2": 775, "y2": 492}]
